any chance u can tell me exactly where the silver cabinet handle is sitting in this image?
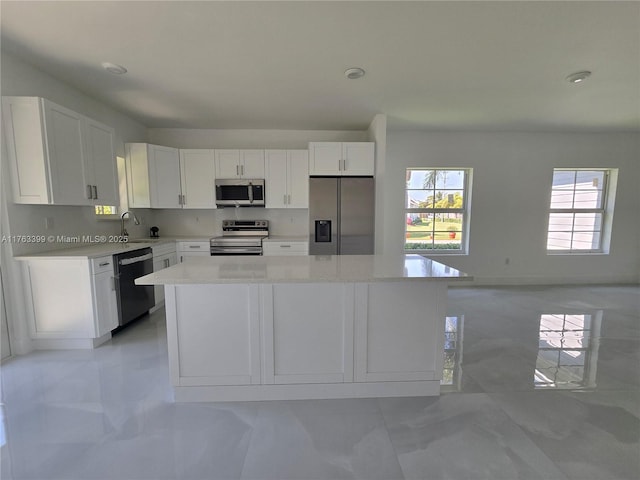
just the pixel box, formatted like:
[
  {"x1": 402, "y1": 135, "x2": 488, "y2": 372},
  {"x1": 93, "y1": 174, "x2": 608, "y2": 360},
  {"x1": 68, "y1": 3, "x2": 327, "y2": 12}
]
[
  {"x1": 236, "y1": 165, "x2": 240, "y2": 176},
  {"x1": 283, "y1": 194, "x2": 287, "y2": 204},
  {"x1": 280, "y1": 244, "x2": 291, "y2": 248},
  {"x1": 92, "y1": 185, "x2": 98, "y2": 199},
  {"x1": 178, "y1": 194, "x2": 182, "y2": 205},
  {"x1": 99, "y1": 261, "x2": 110, "y2": 267},
  {"x1": 181, "y1": 194, "x2": 186, "y2": 205},
  {"x1": 189, "y1": 245, "x2": 201, "y2": 249},
  {"x1": 343, "y1": 159, "x2": 347, "y2": 171},
  {"x1": 87, "y1": 185, "x2": 93, "y2": 199},
  {"x1": 287, "y1": 194, "x2": 291, "y2": 204},
  {"x1": 241, "y1": 164, "x2": 244, "y2": 176}
]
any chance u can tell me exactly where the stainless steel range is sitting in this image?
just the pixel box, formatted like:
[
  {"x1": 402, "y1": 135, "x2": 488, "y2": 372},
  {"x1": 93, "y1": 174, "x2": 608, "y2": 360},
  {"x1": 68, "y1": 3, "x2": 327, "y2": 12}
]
[{"x1": 210, "y1": 220, "x2": 269, "y2": 255}]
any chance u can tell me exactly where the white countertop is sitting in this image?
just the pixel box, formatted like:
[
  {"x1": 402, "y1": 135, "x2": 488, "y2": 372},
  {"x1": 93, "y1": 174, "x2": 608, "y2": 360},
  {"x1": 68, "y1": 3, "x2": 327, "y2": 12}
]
[
  {"x1": 15, "y1": 236, "x2": 210, "y2": 260},
  {"x1": 135, "y1": 254, "x2": 471, "y2": 285}
]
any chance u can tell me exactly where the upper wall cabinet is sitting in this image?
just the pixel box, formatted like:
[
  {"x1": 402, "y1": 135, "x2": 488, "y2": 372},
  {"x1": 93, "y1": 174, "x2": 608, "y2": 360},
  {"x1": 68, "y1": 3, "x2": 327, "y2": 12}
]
[
  {"x1": 308, "y1": 142, "x2": 375, "y2": 176},
  {"x1": 125, "y1": 144, "x2": 216, "y2": 209},
  {"x1": 265, "y1": 150, "x2": 309, "y2": 208},
  {"x1": 215, "y1": 149, "x2": 265, "y2": 179},
  {"x1": 2, "y1": 96, "x2": 118, "y2": 206},
  {"x1": 179, "y1": 149, "x2": 216, "y2": 208},
  {"x1": 126, "y1": 143, "x2": 180, "y2": 208}
]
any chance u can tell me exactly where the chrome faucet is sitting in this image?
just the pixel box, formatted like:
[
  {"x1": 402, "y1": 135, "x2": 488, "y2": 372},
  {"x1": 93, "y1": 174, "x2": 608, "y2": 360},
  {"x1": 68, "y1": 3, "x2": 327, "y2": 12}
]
[{"x1": 120, "y1": 211, "x2": 140, "y2": 238}]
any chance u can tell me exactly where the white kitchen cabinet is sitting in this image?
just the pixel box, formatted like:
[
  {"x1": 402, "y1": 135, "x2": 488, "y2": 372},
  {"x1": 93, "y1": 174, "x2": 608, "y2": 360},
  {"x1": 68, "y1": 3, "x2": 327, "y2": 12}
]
[
  {"x1": 92, "y1": 257, "x2": 119, "y2": 337},
  {"x1": 83, "y1": 118, "x2": 119, "y2": 206},
  {"x1": 2, "y1": 96, "x2": 118, "y2": 205},
  {"x1": 179, "y1": 149, "x2": 216, "y2": 208},
  {"x1": 167, "y1": 284, "x2": 262, "y2": 386},
  {"x1": 149, "y1": 145, "x2": 182, "y2": 208},
  {"x1": 215, "y1": 149, "x2": 265, "y2": 179},
  {"x1": 126, "y1": 143, "x2": 181, "y2": 208},
  {"x1": 152, "y1": 243, "x2": 178, "y2": 307},
  {"x1": 177, "y1": 241, "x2": 210, "y2": 262},
  {"x1": 23, "y1": 255, "x2": 118, "y2": 348},
  {"x1": 308, "y1": 142, "x2": 375, "y2": 176},
  {"x1": 263, "y1": 283, "x2": 353, "y2": 384},
  {"x1": 265, "y1": 150, "x2": 309, "y2": 208},
  {"x1": 126, "y1": 144, "x2": 216, "y2": 209},
  {"x1": 262, "y1": 240, "x2": 308, "y2": 256}
]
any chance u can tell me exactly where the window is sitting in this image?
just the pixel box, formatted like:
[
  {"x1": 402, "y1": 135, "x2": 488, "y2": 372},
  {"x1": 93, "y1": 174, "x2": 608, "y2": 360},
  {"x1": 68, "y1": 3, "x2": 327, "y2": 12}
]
[
  {"x1": 95, "y1": 156, "x2": 127, "y2": 219},
  {"x1": 405, "y1": 169, "x2": 470, "y2": 253},
  {"x1": 547, "y1": 169, "x2": 614, "y2": 253}
]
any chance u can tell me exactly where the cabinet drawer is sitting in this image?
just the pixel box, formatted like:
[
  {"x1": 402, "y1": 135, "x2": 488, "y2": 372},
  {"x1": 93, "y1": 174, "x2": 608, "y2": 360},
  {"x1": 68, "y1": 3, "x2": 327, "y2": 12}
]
[
  {"x1": 151, "y1": 242, "x2": 176, "y2": 257},
  {"x1": 177, "y1": 241, "x2": 209, "y2": 252},
  {"x1": 263, "y1": 242, "x2": 308, "y2": 256},
  {"x1": 91, "y1": 256, "x2": 114, "y2": 274}
]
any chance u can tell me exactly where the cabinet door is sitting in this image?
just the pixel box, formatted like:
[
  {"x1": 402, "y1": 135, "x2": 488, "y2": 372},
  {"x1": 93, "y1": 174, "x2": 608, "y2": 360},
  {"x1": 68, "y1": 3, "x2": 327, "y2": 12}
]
[
  {"x1": 263, "y1": 283, "x2": 354, "y2": 384},
  {"x1": 342, "y1": 142, "x2": 375, "y2": 176},
  {"x1": 309, "y1": 142, "x2": 340, "y2": 176},
  {"x1": 2, "y1": 97, "x2": 51, "y2": 204},
  {"x1": 215, "y1": 150, "x2": 241, "y2": 178},
  {"x1": 92, "y1": 270, "x2": 118, "y2": 337},
  {"x1": 125, "y1": 143, "x2": 151, "y2": 208},
  {"x1": 43, "y1": 100, "x2": 91, "y2": 205},
  {"x1": 265, "y1": 150, "x2": 288, "y2": 208},
  {"x1": 84, "y1": 118, "x2": 119, "y2": 206},
  {"x1": 180, "y1": 149, "x2": 216, "y2": 209},
  {"x1": 149, "y1": 145, "x2": 181, "y2": 208},
  {"x1": 240, "y1": 150, "x2": 265, "y2": 178},
  {"x1": 287, "y1": 150, "x2": 309, "y2": 208}
]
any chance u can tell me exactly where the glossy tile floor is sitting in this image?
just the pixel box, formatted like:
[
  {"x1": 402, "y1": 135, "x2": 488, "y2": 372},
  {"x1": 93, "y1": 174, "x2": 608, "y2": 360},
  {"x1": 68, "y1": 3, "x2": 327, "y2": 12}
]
[{"x1": 1, "y1": 285, "x2": 638, "y2": 480}]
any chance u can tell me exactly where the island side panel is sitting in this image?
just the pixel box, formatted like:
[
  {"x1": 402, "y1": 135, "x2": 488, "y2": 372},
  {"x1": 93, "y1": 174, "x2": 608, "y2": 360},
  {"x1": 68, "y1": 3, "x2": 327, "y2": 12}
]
[
  {"x1": 166, "y1": 284, "x2": 261, "y2": 386},
  {"x1": 355, "y1": 281, "x2": 447, "y2": 383},
  {"x1": 262, "y1": 283, "x2": 354, "y2": 384}
]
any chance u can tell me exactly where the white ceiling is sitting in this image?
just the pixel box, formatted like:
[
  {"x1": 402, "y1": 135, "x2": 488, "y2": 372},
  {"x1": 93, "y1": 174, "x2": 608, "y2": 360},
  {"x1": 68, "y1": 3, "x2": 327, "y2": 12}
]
[{"x1": 1, "y1": 1, "x2": 639, "y2": 132}]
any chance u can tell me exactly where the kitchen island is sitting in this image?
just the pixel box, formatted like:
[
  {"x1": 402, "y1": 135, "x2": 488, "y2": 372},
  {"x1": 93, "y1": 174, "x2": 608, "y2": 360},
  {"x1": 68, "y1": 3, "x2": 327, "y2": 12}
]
[{"x1": 136, "y1": 254, "x2": 470, "y2": 402}]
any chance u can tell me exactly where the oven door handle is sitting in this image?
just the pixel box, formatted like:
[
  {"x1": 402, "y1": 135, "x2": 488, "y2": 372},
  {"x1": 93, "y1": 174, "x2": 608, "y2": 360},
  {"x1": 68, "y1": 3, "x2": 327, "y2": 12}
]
[
  {"x1": 210, "y1": 247, "x2": 262, "y2": 255},
  {"x1": 118, "y1": 253, "x2": 153, "y2": 266}
]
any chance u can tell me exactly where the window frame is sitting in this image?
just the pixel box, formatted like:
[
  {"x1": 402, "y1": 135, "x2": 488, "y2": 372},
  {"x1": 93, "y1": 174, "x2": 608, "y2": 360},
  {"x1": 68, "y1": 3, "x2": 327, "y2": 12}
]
[
  {"x1": 404, "y1": 168, "x2": 471, "y2": 255},
  {"x1": 546, "y1": 168, "x2": 611, "y2": 254}
]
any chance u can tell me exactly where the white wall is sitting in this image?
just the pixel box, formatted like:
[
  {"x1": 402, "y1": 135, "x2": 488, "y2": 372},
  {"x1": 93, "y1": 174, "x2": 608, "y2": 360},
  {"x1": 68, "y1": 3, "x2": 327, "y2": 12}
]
[{"x1": 384, "y1": 131, "x2": 640, "y2": 284}]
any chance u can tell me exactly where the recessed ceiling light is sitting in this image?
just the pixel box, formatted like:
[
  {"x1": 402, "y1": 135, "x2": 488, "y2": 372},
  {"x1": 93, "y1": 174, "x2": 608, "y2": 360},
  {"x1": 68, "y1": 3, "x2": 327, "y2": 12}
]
[
  {"x1": 344, "y1": 67, "x2": 365, "y2": 80},
  {"x1": 101, "y1": 62, "x2": 127, "y2": 75},
  {"x1": 566, "y1": 71, "x2": 591, "y2": 84}
]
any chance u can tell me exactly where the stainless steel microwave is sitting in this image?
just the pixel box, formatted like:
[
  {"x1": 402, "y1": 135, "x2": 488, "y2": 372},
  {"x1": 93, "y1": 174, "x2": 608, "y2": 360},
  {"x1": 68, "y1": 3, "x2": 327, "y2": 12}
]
[{"x1": 215, "y1": 179, "x2": 265, "y2": 207}]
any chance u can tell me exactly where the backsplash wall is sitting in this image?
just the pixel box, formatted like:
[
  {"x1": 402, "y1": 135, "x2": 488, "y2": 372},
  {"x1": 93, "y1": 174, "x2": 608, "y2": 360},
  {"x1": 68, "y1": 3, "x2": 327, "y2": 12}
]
[{"x1": 149, "y1": 208, "x2": 308, "y2": 238}]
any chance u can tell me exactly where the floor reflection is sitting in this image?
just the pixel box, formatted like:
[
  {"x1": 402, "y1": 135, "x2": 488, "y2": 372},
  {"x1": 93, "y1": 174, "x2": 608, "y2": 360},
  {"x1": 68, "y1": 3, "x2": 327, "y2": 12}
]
[{"x1": 534, "y1": 312, "x2": 601, "y2": 389}]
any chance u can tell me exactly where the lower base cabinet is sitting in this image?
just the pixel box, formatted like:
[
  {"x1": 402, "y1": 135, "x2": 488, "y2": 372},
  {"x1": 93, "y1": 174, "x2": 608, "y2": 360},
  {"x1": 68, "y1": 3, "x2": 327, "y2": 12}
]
[
  {"x1": 164, "y1": 280, "x2": 446, "y2": 401},
  {"x1": 23, "y1": 256, "x2": 118, "y2": 349},
  {"x1": 151, "y1": 243, "x2": 177, "y2": 307}
]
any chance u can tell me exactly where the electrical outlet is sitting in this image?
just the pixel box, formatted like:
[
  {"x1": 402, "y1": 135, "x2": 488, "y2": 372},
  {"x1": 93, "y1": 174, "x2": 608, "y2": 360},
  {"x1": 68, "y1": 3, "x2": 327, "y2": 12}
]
[{"x1": 505, "y1": 257, "x2": 510, "y2": 265}]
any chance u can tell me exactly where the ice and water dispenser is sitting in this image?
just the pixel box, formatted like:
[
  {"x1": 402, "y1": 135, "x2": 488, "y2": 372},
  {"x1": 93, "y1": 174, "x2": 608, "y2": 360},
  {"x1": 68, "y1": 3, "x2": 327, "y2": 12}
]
[{"x1": 315, "y1": 220, "x2": 332, "y2": 243}]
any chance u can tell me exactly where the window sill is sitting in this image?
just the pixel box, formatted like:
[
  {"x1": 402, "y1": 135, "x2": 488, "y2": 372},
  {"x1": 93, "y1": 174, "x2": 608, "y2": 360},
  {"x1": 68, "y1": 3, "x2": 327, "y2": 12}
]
[{"x1": 547, "y1": 251, "x2": 609, "y2": 256}]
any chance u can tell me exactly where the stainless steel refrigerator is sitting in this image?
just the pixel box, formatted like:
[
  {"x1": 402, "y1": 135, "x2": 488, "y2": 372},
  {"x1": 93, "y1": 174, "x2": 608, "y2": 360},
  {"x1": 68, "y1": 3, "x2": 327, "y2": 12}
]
[{"x1": 308, "y1": 177, "x2": 375, "y2": 255}]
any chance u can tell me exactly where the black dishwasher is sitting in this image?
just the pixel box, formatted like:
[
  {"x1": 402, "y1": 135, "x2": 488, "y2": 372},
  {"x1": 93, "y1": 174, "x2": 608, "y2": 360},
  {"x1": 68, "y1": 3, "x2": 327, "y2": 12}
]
[{"x1": 113, "y1": 247, "x2": 155, "y2": 328}]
